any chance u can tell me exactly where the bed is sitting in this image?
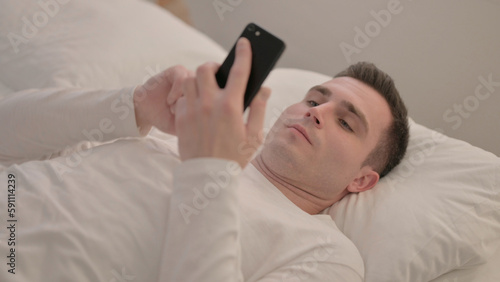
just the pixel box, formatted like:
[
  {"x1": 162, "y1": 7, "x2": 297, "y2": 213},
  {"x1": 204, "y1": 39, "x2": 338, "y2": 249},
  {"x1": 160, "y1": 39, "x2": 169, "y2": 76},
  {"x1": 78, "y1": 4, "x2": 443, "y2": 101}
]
[{"x1": 0, "y1": 0, "x2": 499, "y2": 281}]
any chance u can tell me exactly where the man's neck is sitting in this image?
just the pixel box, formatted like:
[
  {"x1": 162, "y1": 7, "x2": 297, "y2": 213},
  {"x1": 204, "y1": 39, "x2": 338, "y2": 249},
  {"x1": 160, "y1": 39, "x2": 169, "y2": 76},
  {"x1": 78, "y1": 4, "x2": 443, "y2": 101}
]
[{"x1": 251, "y1": 154, "x2": 342, "y2": 215}]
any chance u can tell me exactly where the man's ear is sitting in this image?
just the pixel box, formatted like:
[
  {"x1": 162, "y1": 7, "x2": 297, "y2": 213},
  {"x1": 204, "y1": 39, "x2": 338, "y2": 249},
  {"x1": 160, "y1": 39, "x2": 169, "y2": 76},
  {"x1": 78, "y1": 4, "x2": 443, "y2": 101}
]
[{"x1": 346, "y1": 166, "x2": 380, "y2": 193}]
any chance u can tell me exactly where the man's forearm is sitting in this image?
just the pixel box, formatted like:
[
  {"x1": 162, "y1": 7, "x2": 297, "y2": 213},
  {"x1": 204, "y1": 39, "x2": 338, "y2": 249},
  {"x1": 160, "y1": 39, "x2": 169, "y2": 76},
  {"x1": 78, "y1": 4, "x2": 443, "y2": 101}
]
[
  {"x1": 159, "y1": 158, "x2": 243, "y2": 282},
  {"x1": 0, "y1": 86, "x2": 144, "y2": 166}
]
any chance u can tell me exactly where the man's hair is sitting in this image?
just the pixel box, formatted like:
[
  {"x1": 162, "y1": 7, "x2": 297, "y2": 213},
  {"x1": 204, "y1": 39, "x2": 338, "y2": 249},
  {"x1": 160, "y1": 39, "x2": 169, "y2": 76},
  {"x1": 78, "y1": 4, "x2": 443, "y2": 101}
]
[{"x1": 335, "y1": 62, "x2": 409, "y2": 178}]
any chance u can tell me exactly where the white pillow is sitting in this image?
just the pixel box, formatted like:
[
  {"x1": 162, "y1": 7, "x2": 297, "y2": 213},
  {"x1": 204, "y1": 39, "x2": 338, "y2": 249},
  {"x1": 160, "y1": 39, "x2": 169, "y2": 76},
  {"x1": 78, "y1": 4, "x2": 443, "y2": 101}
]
[
  {"x1": 263, "y1": 68, "x2": 500, "y2": 282},
  {"x1": 328, "y1": 120, "x2": 500, "y2": 281},
  {"x1": 0, "y1": 0, "x2": 226, "y2": 91},
  {"x1": 431, "y1": 242, "x2": 500, "y2": 282},
  {"x1": 0, "y1": 80, "x2": 14, "y2": 100}
]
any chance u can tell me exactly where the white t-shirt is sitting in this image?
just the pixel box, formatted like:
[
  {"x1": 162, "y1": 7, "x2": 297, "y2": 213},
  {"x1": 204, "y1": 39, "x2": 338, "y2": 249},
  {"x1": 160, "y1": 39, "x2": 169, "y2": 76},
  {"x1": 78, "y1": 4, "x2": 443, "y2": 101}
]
[{"x1": 0, "y1": 87, "x2": 364, "y2": 281}]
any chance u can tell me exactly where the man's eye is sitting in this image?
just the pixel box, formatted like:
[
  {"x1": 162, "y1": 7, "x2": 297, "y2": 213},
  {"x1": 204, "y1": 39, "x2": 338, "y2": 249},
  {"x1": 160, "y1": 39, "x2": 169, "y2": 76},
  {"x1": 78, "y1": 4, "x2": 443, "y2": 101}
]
[
  {"x1": 339, "y1": 119, "x2": 354, "y2": 132},
  {"x1": 307, "y1": 100, "x2": 319, "y2": 107}
]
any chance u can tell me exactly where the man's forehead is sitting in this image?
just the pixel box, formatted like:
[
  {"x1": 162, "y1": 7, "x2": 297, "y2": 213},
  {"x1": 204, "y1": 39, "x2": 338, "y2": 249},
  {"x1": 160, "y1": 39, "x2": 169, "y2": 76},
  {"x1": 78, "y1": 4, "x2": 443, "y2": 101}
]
[{"x1": 319, "y1": 76, "x2": 375, "y2": 96}]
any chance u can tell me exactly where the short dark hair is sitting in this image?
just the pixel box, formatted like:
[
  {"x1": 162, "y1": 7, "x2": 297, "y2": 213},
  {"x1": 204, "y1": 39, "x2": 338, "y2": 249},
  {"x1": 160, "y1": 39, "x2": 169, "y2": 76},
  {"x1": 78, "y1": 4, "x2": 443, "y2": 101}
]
[{"x1": 335, "y1": 62, "x2": 409, "y2": 178}]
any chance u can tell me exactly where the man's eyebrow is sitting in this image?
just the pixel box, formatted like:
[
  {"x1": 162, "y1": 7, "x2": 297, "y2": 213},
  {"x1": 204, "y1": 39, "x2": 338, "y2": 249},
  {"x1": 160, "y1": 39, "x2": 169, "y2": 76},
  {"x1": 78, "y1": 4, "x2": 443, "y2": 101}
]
[
  {"x1": 340, "y1": 100, "x2": 369, "y2": 133},
  {"x1": 309, "y1": 85, "x2": 331, "y2": 97}
]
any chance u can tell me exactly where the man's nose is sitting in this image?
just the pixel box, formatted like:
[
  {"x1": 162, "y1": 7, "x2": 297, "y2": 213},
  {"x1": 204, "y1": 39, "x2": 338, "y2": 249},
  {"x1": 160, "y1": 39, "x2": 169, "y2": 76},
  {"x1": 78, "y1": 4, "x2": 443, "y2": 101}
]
[{"x1": 305, "y1": 106, "x2": 324, "y2": 129}]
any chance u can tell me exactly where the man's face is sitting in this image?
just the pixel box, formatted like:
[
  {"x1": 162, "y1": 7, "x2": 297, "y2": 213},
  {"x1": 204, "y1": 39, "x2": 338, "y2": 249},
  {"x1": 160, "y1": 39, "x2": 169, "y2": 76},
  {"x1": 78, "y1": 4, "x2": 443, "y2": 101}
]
[{"x1": 260, "y1": 77, "x2": 392, "y2": 205}]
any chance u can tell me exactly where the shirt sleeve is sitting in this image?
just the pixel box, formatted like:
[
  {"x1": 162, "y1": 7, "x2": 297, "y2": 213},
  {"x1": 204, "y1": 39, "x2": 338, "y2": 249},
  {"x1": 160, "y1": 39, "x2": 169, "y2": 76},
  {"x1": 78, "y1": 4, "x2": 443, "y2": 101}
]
[
  {"x1": 0, "y1": 86, "x2": 145, "y2": 168},
  {"x1": 159, "y1": 158, "x2": 244, "y2": 282}
]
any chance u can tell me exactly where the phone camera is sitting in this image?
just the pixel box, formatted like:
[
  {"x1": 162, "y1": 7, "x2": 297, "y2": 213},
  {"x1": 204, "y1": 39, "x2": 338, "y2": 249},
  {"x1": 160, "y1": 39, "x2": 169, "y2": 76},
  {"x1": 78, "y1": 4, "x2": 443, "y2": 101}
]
[{"x1": 247, "y1": 24, "x2": 255, "y2": 32}]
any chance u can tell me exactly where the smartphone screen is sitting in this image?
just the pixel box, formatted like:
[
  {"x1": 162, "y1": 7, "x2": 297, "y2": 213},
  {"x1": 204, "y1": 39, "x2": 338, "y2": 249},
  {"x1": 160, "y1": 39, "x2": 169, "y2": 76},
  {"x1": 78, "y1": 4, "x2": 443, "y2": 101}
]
[{"x1": 215, "y1": 23, "x2": 286, "y2": 110}]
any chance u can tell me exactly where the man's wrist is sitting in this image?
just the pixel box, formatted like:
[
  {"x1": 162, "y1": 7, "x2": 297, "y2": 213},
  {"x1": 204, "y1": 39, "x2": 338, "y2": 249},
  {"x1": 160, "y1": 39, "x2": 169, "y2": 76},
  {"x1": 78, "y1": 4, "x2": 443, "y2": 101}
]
[{"x1": 133, "y1": 85, "x2": 152, "y2": 136}]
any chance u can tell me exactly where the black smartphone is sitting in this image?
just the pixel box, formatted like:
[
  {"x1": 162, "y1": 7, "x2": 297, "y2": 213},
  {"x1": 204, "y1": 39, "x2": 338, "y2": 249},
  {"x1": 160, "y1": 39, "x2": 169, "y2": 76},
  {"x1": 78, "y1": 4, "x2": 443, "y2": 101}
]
[{"x1": 215, "y1": 23, "x2": 286, "y2": 110}]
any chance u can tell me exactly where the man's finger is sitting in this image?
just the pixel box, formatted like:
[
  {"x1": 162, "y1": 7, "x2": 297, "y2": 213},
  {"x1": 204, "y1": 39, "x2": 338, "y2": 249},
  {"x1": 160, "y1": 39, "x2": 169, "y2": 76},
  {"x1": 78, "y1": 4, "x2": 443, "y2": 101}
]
[
  {"x1": 225, "y1": 38, "x2": 252, "y2": 102},
  {"x1": 182, "y1": 76, "x2": 198, "y2": 107},
  {"x1": 246, "y1": 86, "x2": 271, "y2": 141},
  {"x1": 167, "y1": 68, "x2": 189, "y2": 105},
  {"x1": 195, "y1": 62, "x2": 219, "y2": 102},
  {"x1": 174, "y1": 96, "x2": 186, "y2": 115}
]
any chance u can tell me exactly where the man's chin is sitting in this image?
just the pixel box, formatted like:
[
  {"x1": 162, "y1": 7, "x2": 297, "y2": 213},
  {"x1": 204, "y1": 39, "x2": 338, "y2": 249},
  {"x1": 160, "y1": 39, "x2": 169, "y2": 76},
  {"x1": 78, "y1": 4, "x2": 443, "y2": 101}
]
[{"x1": 261, "y1": 143, "x2": 309, "y2": 168}]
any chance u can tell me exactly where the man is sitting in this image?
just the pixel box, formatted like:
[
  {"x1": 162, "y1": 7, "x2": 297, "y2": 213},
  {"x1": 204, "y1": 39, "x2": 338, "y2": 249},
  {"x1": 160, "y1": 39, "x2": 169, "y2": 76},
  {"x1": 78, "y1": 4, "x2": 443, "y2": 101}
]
[{"x1": 0, "y1": 38, "x2": 408, "y2": 281}]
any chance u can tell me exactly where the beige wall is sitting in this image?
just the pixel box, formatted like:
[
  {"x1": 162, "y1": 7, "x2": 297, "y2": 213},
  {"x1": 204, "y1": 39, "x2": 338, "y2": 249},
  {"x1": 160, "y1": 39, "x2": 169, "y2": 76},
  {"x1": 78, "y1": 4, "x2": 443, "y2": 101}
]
[{"x1": 185, "y1": 0, "x2": 500, "y2": 156}]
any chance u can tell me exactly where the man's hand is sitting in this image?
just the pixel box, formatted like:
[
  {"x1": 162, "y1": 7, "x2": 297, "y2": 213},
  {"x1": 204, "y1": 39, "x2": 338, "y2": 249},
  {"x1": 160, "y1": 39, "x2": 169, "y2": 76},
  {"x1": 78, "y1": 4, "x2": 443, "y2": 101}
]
[
  {"x1": 133, "y1": 65, "x2": 191, "y2": 135},
  {"x1": 175, "y1": 38, "x2": 271, "y2": 168}
]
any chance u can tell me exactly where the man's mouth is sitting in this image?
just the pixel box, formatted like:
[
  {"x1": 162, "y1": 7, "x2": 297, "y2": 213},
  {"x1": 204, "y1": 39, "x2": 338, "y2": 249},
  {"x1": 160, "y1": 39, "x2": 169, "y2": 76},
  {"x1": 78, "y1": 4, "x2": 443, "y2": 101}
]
[{"x1": 288, "y1": 124, "x2": 312, "y2": 144}]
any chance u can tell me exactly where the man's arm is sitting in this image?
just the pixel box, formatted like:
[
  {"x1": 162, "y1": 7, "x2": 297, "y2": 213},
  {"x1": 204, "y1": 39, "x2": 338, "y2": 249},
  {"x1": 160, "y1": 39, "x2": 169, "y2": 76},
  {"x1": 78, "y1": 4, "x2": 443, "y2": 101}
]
[
  {"x1": 159, "y1": 38, "x2": 270, "y2": 281},
  {"x1": 0, "y1": 87, "x2": 140, "y2": 166},
  {"x1": 160, "y1": 158, "x2": 244, "y2": 281},
  {"x1": 0, "y1": 66, "x2": 189, "y2": 167}
]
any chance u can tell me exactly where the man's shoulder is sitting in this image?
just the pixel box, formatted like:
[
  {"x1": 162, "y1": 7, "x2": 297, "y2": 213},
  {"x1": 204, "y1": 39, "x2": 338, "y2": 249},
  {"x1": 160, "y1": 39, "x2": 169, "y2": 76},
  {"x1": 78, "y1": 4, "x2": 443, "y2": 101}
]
[
  {"x1": 268, "y1": 214, "x2": 365, "y2": 281},
  {"x1": 314, "y1": 216, "x2": 364, "y2": 266}
]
